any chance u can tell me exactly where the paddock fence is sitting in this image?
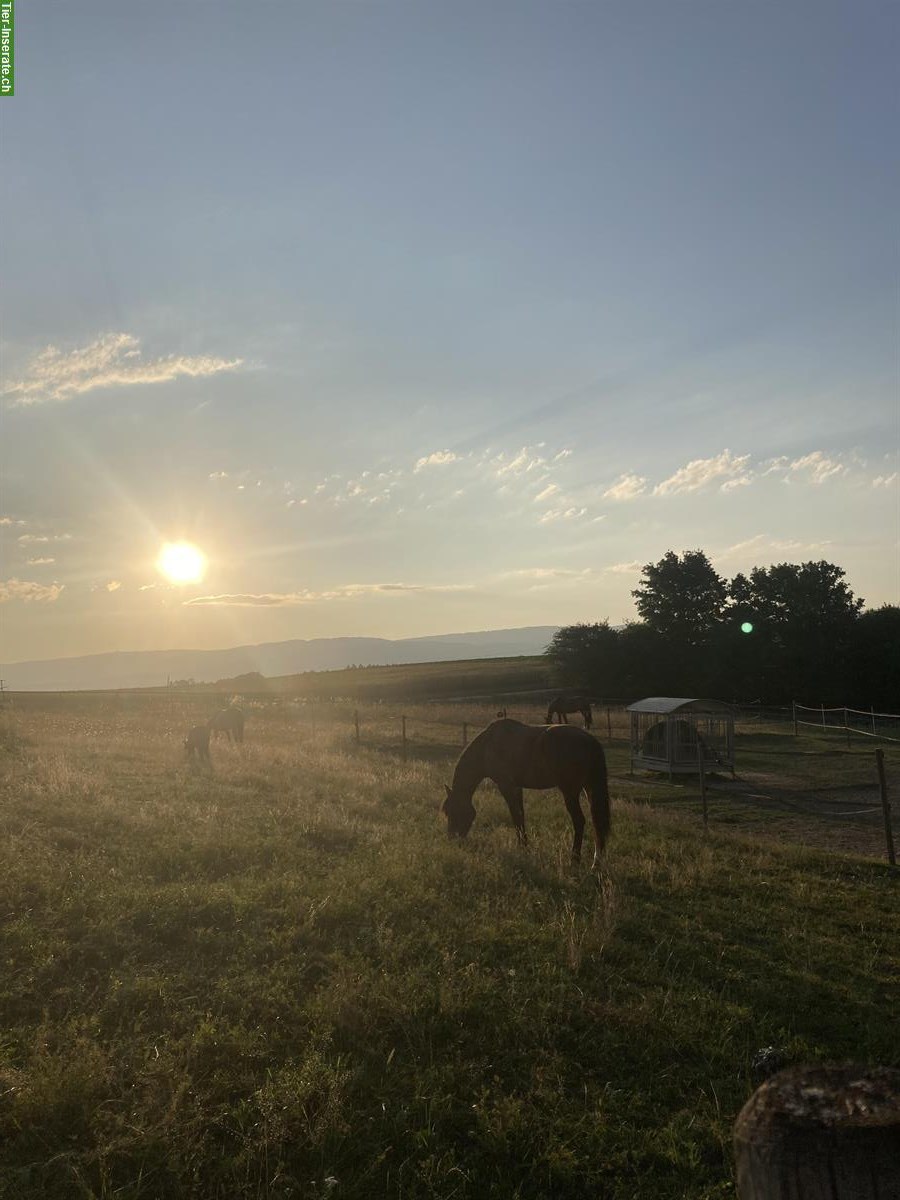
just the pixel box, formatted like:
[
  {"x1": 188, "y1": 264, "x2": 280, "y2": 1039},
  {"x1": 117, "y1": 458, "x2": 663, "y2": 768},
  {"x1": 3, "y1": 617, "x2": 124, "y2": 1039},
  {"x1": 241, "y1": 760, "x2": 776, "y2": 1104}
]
[{"x1": 793, "y1": 701, "x2": 900, "y2": 744}]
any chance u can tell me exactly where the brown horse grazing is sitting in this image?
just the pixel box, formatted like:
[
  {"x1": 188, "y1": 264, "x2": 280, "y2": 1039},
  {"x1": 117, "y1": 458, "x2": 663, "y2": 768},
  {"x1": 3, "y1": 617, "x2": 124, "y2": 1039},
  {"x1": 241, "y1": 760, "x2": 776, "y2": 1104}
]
[
  {"x1": 184, "y1": 725, "x2": 211, "y2": 762},
  {"x1": 208, "y1": 707, "x2": 245, "y2": 744},
  {"x1": 442, "y1": 718, "x2": 611, "y2": 868},
  {"x1": 546, "y1": 694, "x2": 593, "y2": 729}
]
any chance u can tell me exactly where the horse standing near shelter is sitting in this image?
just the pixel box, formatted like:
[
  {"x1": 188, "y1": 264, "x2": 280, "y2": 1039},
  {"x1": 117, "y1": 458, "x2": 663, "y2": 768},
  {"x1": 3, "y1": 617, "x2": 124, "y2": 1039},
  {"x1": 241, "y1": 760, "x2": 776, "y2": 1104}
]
[
  {"x1": 546, "y1": 694, "x2": 593, "y2": 729},
  {"x1": 441, "y1": 718, "x2": 611, "y2": 869}
]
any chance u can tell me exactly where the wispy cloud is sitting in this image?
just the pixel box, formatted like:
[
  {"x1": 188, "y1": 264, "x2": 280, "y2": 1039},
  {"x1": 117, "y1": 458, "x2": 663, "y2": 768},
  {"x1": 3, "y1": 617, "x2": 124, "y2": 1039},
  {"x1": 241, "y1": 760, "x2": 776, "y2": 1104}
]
[
  {"x1": 0, "y1": 578, "x2": 64, "y2": 603},
  {"x1": 26, "y1": 556, "x2": 55, "y2": 565},
  {"x1": 4, "y1": 332, "x2": 244, "y2": 405},
  {"x1": 787, "y1": 451, "x2": 846, "y2": 485},
  {"x1": 603, "y1": 473, "x2": 647, "y2": 501},
  {"x1": 501, "y1": 566, "x2": 595, "y2": 586},
  {"x1": 606, "y1": 560, "x2": 643, "y2": 574},
  {"x1": 534, "y1": 483, "x2": 559, "y2": 502},
  {"x1": 716, "y1": 534, "x2": 832, "y2": 562},
  {"x1": 654, "y1": 449, "x2": 752, "y2": 496},
  {"x1": 17, "y1": 533, "x2": 71, "y2": 545},
  {"x1": 493, "y1": 447, "x2": 547, "y2": 478},
  {"x1": 873, "y1": 472, "x2": 899, "y2": 489},
  {"x1": 0, "y1": 517, "x2": 25, "y2": 527},
  {"x1": 414, "y1": 450, "x2": 458, "y2": 472},
  {"x1": 183, "y1": 581, "x2": 473, "y2": 607},
  {"x1": 538, "y1": 506, "x2": 587, "y2": 523}
]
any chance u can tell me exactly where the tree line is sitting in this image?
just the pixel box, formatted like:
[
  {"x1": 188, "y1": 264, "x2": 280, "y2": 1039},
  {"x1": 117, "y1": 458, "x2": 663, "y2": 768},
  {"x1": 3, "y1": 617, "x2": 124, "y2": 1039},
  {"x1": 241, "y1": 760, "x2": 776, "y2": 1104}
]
[{"x1": 547, "y1": 550, "x2": 899, "y2": 708}]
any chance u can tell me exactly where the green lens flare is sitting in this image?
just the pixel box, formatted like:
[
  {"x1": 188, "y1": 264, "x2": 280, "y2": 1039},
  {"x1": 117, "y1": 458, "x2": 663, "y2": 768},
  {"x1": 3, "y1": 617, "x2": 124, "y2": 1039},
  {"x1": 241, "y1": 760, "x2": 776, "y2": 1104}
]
[{"x1": 740, "y1": 621, "x2": 754, "y2": 634}]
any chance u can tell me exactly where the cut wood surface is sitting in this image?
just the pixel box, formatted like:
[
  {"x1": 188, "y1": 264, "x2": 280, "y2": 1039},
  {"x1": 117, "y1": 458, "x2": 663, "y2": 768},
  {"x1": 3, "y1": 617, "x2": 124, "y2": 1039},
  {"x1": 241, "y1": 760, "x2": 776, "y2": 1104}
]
[{"x1": 734, "y1": 1064, "x2": 900, "y2": 1199}]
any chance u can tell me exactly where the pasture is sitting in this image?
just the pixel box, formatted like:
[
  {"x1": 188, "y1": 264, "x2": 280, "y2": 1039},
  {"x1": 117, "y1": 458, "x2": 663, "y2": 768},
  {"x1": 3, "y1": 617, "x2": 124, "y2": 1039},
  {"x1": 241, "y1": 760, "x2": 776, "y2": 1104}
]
[{"x1": 0, "y1": 695, "x2": 897, "y2": 1199}]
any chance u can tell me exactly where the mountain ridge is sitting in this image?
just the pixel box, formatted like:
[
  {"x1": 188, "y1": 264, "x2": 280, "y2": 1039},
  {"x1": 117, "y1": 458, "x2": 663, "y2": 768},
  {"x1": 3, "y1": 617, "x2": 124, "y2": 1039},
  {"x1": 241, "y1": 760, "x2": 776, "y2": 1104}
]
[{"x1": 2, "y1": 626, "x2": 559, "y2": 691}]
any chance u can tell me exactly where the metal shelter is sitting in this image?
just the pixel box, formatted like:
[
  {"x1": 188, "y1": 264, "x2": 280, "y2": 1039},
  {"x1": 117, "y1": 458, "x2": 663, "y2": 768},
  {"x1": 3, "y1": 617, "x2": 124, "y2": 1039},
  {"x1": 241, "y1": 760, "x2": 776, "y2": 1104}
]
[{"x1": 627, "y1": 697, "x2": 735, "y2": 778}]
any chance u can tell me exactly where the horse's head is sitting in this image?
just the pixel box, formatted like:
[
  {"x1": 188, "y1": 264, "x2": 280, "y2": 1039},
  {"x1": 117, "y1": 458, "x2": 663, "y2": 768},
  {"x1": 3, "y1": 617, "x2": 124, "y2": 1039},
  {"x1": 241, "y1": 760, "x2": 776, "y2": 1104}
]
[{"x1": 442, "y1": 784, "x2": 476, "y2": 838}]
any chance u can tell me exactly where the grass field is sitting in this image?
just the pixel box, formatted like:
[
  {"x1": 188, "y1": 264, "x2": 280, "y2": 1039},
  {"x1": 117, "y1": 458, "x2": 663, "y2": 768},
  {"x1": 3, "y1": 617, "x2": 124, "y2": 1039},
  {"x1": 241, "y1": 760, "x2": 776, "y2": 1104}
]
[{"x1": 1, "y1": 696, "x2": 897, "y2": 1199}]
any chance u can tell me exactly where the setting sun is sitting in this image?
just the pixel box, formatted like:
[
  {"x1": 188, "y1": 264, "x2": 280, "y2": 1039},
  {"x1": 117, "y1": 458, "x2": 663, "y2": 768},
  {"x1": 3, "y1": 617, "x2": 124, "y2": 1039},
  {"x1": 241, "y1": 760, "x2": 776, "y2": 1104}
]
[{"x1": 156, "y1": 541, "x2": 207, "y2": 586}]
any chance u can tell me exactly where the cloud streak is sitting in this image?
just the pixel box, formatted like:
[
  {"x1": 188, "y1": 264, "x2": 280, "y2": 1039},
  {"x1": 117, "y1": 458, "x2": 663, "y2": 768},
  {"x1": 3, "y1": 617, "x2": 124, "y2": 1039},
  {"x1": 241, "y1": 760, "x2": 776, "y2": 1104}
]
[
  {"x1": 183, "y1": 581, "x2": 473, "y2": 607},
  {"x1": 603, "y1": 473, "x2": 647, "y2": 501},
  {"x1": 653, "y1": 449, "x2": 752, "y2": 496},
  {"x1": 0, "y1": 578, "x2": 64, "y2": 604},
  {"x1": 4, "y1": 333, "x2": 243, "y2": 405}
]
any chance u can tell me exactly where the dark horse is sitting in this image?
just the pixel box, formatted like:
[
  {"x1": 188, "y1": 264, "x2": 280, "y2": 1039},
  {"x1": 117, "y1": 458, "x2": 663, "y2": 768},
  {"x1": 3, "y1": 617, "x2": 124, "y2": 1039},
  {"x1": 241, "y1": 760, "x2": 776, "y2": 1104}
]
[
  {"x1": 546, "y1": 694, "x2": 593, "y2": 729},
  {"x1": 442, "y1": 718, "x2": 610, "y2": 868},
  {"x1": 208, "y1": 707, "x2": 245, "y2": 744},
  {"x1": 184, "y1": 725, "x2": 211, "y2": 762}
]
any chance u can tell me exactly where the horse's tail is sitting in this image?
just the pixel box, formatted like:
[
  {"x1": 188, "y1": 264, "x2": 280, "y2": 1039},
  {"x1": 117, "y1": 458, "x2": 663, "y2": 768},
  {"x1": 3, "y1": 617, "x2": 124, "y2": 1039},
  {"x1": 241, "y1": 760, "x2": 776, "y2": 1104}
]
[{"x1": 587, "y1": 743, "x2": 611, "y2": 849}]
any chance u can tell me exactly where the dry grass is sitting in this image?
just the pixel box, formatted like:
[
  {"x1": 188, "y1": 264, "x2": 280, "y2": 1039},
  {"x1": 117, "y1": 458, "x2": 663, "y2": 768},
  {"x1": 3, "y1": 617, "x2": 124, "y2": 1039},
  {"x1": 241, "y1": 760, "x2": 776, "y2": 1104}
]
[{"x1": 0, "y1": 698, "x2": 897, "y2": 1199}]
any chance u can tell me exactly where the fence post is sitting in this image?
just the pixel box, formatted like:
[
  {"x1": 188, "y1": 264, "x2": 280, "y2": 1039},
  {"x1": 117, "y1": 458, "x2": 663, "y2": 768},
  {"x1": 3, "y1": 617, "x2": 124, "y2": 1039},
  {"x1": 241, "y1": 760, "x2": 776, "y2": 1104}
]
[
  {"x1": 821, "y1": 704, "x2": 826, "y2": 731},
  {"x1": 606, "y1": 706, "x2": 612, "y2": 742},
  {"x1": 354, "y1": 709, "x2": 360, "y2": 745},
  {"x1": 871, "y1": 706, "x2": 877, "y2": 738},
  {"x1": 875, "y1": 749, "x2": 896, "y2": 867},
  {"x1": 792, "y1": 701, "x2": 798, "y2": 737},
  {"x1": 462, "y1": 722, "x2": 468, "y2": 747},
  {"x1": 401, "y1": 715, "x2": 407, "y2": 762},
  {"x1": 697, "y1": 740, "x2": 708, "y2": 831},
  {"x1": 733, "y1": 1064, "x2": 900, "y2": 1199},
  {"x1": 845, "y1": 707, "x2": 851, "y2": 751}
]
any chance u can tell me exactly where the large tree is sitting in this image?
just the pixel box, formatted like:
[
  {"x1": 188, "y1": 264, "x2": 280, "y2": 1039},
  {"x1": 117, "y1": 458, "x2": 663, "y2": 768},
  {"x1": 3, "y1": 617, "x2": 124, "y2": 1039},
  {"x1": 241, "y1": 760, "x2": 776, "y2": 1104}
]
[
  {"x1": 546, "y1": 622, "x2": 623, "y2": 693},
  {"x1": 728, "y1": 560, "x2": 864, "y2": 702},
  {"x1": 845, "y1": 605, "x2": 900, "y2": 710},
  {"x1": 632, "y1": 550, "x2": 728, "y2": 645}
]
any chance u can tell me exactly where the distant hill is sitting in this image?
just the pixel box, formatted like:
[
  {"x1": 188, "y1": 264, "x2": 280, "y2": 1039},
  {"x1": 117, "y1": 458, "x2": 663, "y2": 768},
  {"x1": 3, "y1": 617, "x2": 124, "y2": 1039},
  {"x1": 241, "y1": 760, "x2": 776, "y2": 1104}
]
[
  {"x1": 216, "y1": 655, "x2": 555, "y2": 703},
  {"x1": 2, "y1": 626, "x2": 559, "y2": 691}
]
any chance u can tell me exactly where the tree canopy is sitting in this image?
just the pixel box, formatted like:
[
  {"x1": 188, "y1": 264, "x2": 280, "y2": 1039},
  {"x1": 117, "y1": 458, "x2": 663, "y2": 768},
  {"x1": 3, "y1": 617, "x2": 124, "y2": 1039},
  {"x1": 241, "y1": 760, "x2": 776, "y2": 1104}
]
[
  {"x1": 548, "y1": 551, "x2": 883, "y2": 706},
  {"x1": 631, "y1": 550, "x2": 728, "y2": 644}
]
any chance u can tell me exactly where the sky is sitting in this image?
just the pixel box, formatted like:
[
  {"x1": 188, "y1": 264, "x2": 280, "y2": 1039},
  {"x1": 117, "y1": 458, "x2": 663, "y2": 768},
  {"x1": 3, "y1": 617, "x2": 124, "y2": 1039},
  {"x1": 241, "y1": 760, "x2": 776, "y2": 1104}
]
[{"x1": 1, "y1": 0, "x2": 898, "y2": 664}]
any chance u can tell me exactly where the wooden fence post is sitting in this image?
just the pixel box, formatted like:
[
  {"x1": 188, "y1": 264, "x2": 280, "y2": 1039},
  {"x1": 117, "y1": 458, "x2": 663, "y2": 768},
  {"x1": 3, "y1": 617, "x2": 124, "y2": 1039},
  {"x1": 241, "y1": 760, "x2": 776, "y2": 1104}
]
[
  {"x1": 401, "y1": 715, "x2": 407, "y2": 762},
  {"x1": 845, "y1": 707, "x2": 851, "y2": 750},
  {"x1": 821, "y1": 704, "x2": 826, "y2": 731},
  {"x1": 871, "y1": 706, "x2": 877, "y2": 738},
  {"x1": 697, "y1": 740, "x2": 708, "y2": 831},
  {"x1": 875, "y1": 749, "x2": 896, "y2": 867},
  {"x1": 462, "y1": 722, "x2": 468, "y2": 747},
  {"x1": 354, "y1": 709, "x2": 360, "y2": 745},
  {"x1": 606, "y1": 706, "x2": 612, "y2": 743},
  {"x1": 792, "y1": 701, "x2": 798, "y2": 737},
  {"x1": 734, "y1": 1064, "x2": 900, "y2": 1199}
]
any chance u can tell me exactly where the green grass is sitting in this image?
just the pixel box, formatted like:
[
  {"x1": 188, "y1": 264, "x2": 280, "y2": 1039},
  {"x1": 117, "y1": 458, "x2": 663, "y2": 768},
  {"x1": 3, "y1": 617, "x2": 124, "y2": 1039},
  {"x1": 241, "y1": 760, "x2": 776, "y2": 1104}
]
[{"x1": 0, "y1": 703, "x2": 897, "y2": 1199}]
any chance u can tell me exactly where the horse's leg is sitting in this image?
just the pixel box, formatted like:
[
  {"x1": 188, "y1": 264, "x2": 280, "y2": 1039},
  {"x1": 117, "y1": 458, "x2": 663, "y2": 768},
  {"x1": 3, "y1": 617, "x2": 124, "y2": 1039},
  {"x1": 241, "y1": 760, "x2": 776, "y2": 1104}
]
[
  {"x1": 562, "y1": 789, "x2": 586, "y2": 861},
  {"x1": 588, "y1": 790, "x2": 609, "y2": 870},
  {"x1": 562, "y1": 711, "x2": 569, "y2": 724},
  {"x1": 500, "y1": 786, "x2": 528, "y2": 845}
]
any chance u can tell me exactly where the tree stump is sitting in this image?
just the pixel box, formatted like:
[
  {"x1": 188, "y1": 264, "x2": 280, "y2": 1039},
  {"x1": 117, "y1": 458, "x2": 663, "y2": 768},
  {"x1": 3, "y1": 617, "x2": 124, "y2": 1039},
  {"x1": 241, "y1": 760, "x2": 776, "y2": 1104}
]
[{"x1": 734, "y1": 1064, "x2": 900, "y2": 1199}]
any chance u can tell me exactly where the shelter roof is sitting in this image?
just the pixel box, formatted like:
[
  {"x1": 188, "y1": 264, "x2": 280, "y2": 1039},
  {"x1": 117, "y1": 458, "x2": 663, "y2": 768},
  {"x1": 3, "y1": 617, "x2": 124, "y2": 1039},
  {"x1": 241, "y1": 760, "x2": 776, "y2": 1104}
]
[{"x1": 625, "y1": 697, "x2": 734, "y2": 715}]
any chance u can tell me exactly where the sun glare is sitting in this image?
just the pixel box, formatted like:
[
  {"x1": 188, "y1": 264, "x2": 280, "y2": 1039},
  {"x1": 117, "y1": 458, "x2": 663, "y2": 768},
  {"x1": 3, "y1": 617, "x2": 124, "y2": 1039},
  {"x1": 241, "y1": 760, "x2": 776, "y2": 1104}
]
[{"x1": 157, "y1": 541, "x2": 206, "y2": 585}]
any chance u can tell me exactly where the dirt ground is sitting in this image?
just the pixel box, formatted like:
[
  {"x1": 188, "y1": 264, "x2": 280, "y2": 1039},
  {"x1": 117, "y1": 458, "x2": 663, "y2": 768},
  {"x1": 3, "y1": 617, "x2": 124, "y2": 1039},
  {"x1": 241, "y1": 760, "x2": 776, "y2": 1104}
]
[
  {"x1": 613, "y1": 768, "x2": 895, "y2": 861},
  {"x1": 699, "y1": 774, "x2": 890, "y2": 860}
]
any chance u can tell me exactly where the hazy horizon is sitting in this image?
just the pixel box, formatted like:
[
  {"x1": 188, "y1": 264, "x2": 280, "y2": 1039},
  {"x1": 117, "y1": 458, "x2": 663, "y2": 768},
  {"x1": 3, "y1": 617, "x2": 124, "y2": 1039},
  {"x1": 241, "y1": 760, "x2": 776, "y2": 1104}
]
[
  {"x1": 2, "y1": 623, "x2": 561, "y2": 670},
  {"x1": 2, "y1": 1, "x2": 898, "y2": 663}
]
